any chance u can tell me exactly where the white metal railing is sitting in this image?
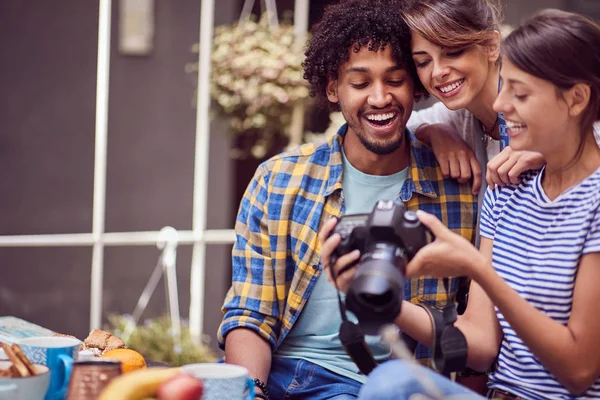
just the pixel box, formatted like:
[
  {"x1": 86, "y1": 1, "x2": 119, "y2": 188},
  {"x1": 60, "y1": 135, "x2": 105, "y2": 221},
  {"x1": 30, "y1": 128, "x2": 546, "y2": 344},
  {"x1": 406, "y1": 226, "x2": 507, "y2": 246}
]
[
  {"x1": 189, "y1": 0, "x2": 216, "y2": 344},
  {"x1": 0, "y1": 230, "x2": 235, "y2": 247},
  {"x1": 90, "y1": 0, "x2": 112, "y2": 334}
]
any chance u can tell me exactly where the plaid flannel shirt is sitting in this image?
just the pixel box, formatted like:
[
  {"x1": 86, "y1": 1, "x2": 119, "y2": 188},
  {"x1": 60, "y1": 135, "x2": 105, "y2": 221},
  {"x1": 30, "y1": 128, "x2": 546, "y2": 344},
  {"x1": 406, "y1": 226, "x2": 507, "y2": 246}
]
[{"x1": 218, "y1": 124, "x2": 478, "y2": 361}]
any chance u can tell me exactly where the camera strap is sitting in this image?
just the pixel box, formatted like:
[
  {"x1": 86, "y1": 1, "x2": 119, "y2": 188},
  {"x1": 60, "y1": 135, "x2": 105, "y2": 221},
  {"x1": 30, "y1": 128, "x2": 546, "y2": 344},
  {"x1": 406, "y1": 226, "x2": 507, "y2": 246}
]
[
  {"x1": 330, "y1": 270, "x2": 467, "y2": 376},
  {"x1": 416, "y1": 278, "x2": 468, "y2": 376},
  {"x1": 331, "y1": 267, "x2": 378, "y2": 376}
]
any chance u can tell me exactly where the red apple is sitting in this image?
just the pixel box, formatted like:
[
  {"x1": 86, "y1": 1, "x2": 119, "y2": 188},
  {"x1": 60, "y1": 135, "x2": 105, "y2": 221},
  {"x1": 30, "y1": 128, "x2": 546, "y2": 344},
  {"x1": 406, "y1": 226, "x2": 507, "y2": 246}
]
[{"x1": 157, "y1": 373, "x2": 204, "y2": 400}]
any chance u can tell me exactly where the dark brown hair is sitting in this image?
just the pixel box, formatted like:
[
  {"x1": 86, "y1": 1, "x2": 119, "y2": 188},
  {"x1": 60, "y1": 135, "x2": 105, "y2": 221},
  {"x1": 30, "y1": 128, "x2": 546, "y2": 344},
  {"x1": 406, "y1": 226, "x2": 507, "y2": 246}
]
[
  {"x1": 503, "y1": 9, "x2": 600, "y2": 148},
  {"x1": 401, "y1": 0, "x2": 503, "y2": 49}
]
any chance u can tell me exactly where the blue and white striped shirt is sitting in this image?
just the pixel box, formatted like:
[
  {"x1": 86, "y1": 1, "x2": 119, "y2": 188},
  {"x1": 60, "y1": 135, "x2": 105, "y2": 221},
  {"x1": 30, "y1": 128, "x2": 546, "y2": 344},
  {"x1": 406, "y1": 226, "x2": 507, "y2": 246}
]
[{"x1": 480, "y1": 166, "x2": 600, "y2": 399}]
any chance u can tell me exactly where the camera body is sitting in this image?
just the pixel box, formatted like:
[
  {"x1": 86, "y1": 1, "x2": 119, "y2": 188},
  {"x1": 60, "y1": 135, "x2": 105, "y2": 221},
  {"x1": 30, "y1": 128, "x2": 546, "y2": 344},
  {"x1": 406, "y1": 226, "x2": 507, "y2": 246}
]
[{"x1": 331, "y1": 200, "x2": 429, "y2": 334}]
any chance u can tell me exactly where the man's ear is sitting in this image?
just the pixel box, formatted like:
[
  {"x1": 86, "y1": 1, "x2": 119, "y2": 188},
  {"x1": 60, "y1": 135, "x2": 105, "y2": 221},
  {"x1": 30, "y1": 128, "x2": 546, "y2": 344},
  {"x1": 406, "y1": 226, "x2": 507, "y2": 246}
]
[
  {"x1": 488, "y1": 30, "x2": 501, "y2": 64},
  {"x1": 326, "y1": 79, "x2": 339, "y2": 104},
  {"x1": 565, "y1": 83, "x2": 591, "y2": 118}
]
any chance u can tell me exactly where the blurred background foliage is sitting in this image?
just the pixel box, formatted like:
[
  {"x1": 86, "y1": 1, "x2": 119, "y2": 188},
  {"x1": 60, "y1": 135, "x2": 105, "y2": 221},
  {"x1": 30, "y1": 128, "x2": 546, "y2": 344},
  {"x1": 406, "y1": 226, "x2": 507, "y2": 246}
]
[{"x1": 109, "y1": 315, "x2": 218, "y2": 367}]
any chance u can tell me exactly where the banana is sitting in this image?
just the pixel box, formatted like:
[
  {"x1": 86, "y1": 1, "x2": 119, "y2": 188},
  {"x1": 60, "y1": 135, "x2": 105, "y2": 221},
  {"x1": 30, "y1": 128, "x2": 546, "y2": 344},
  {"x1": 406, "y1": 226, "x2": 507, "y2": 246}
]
[{"x1": 98, "y1": 367, "x2": 180, "y2": 400}]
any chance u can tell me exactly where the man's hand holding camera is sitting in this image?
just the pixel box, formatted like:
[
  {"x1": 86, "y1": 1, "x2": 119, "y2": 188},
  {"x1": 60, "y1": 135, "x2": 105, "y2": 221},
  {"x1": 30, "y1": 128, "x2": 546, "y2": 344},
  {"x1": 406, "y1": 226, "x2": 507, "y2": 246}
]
[
  {"x1": 319, "y1": 216, "x2": 361, "y2": 294},
  {"x1": 318, "y1": 200, "x2": 430, "y2": 334}
]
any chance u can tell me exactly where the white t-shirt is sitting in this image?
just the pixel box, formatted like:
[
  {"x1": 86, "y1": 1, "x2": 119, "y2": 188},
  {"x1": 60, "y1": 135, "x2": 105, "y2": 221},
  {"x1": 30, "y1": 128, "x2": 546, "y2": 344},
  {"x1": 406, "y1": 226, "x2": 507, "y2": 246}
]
[
  {"x1": 408, "y1": 102, "x2": 501, "y2": 207},
  {"x1": 408, "y1": 103, "x2": 501, "y2": 247}
]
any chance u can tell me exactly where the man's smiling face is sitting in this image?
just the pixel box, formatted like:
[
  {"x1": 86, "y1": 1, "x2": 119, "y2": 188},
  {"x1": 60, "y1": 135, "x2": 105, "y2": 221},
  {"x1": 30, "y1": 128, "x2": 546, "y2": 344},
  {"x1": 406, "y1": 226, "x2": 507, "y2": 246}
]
[{"x1": 327, "y1": 45, "x2": 415, "y2": 155}]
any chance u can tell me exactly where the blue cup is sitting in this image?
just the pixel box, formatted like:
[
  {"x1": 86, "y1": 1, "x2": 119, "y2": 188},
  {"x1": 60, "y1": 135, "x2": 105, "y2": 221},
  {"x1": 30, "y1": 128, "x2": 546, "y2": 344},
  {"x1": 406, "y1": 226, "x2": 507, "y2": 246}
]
[
  {"x1": 181, "y1": 363, "x2": 254, "y2": 400},
  {"x1": 18, "y1": 337, "x2": 80, "y2": 400}
]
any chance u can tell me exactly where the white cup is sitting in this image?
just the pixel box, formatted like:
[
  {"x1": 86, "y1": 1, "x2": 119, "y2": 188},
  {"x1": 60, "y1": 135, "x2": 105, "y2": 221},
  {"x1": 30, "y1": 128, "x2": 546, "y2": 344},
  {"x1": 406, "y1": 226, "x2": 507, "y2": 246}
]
[
  {"x1": 0, "y1": 361, "x2": 50, "y2": 400},
  {"x1": 181, "y1": 363, "x2": 255, "y2": 400}
]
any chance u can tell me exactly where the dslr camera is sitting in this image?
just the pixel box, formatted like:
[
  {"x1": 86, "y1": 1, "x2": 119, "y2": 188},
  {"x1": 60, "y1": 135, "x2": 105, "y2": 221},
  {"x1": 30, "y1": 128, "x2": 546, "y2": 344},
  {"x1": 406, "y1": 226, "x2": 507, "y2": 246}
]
[{"x1": 331, "y1": 200, "x2": 430, "y2": 334}]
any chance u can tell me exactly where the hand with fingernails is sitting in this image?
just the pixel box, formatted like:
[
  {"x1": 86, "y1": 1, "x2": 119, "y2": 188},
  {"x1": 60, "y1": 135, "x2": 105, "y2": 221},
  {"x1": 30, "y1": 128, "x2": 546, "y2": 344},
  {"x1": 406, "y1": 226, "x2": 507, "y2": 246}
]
[
  {"x1": 416, "y1": 124, "x2": 482, "y2": 195},
  {"x1": 486, "y1": 147, "x2": 545, "y2": 190},
  {"x1": 404, "y1": 211, "x2": 486, "y2": 279},
  {"x1": 318, "y1": 217, "x2": 361, "y2": 294}
]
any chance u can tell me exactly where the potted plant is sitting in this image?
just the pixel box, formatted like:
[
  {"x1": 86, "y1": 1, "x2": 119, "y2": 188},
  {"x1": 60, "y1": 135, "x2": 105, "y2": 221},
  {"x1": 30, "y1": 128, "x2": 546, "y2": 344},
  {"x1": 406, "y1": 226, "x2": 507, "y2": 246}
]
[{"x1": 187, "y1": 14, "x2": 311, "y2": 159}]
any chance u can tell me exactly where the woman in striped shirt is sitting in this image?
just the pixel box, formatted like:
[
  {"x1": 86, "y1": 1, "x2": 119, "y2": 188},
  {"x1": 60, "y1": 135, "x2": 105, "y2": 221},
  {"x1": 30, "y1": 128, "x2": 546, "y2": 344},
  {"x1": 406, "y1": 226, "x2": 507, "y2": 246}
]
[{"x1": 329, "y1": 9, "x2": 600, "y2": 400}]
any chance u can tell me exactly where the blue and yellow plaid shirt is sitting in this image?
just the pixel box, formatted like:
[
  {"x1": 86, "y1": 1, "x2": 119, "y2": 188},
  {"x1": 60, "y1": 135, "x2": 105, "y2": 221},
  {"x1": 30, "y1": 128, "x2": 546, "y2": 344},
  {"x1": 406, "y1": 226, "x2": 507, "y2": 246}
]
[{"x1": 219, "y1": 124, "x2": 477, "y2": 361}]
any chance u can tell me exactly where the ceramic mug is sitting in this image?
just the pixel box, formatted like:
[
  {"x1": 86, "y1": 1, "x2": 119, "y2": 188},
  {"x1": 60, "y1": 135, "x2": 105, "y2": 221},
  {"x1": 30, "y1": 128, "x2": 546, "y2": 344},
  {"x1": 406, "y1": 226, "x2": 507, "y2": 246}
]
[
  {"x1": 66, "y1": 360, "x2": 122, "y2": 400},
  {"x1": 18, "y1": 337, "x2": 80, "y2": 400},
  {"x1": 0, "y1": 361, "x2": 51, "y2": 400},
  {"x1": 181, "y1": 363, "x2": 254, "y2": 400}
]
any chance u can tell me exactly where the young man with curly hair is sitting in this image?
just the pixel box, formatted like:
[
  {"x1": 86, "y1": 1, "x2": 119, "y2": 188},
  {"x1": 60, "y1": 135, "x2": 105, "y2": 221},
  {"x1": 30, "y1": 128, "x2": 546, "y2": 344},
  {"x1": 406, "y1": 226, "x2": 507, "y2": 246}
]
[{"x1": 217, "y1": 0, "x2": 478, "y2": 398}]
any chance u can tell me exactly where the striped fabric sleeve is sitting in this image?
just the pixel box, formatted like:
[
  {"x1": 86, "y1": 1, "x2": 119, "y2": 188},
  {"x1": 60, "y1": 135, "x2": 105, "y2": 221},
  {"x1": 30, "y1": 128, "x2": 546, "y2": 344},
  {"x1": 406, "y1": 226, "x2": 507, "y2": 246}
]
[
  {"x1": 583, "y1": 203, "x2": 600, "y2": 255},
  {"x1": 479, "y1": 186, "x2": 499, "y2": 240},
  {"x1": 218, "y1": 164, "x2": 281, "y2": 350}
]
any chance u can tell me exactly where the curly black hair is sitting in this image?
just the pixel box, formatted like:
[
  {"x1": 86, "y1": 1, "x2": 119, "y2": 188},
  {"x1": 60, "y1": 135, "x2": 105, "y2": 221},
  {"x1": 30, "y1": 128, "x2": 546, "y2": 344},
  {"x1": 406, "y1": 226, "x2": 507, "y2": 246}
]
[{"x1": 303, "y1": 0, "x2": 426, "y2": 110}]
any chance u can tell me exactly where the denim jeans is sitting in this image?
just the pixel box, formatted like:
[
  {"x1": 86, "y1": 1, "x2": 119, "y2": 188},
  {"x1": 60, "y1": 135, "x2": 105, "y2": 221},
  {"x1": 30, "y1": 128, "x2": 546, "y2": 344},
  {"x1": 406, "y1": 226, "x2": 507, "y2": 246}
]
[
  {"x1": 267, "y1": 357, "x2": 362, "y2": 399},
  {"x1": 358, "y1": 360, "x2": 485, "y2": 400}
]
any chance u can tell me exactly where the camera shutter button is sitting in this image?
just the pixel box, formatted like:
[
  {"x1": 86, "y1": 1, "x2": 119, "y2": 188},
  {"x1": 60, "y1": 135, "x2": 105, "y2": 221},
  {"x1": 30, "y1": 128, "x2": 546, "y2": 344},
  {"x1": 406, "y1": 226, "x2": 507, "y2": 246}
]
[{"x1": 404, "y1": 211, "x2": 418, "y2": 223}]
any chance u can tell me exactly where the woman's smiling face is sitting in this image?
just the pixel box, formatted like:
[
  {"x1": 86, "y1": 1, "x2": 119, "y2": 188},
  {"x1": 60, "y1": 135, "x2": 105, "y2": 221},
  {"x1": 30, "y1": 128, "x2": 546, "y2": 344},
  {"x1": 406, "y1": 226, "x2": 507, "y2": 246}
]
[
  {"x1": 410, "y1": 32, "x2": 498, "y2": 111},
  {"x1": 493, "y1": 57, "x2": 574, "y2": 154}
]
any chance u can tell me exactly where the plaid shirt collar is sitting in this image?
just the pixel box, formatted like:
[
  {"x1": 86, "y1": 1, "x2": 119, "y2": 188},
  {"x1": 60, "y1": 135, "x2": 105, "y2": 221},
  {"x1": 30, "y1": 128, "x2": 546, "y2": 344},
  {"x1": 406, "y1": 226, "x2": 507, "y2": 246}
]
[{"x1": 324, "y1": 123, "x2": 438, "y2": 199}]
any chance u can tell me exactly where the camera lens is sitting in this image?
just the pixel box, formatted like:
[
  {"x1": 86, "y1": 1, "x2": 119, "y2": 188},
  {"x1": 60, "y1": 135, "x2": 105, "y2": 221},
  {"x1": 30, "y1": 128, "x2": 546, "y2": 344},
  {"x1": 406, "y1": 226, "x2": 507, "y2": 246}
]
[
  {"x1": 346, "y1": 244, "x2": 405, "y2": 334},
  {"x1": 360, "y1": 291, "x2": 394, "y2": 307}
]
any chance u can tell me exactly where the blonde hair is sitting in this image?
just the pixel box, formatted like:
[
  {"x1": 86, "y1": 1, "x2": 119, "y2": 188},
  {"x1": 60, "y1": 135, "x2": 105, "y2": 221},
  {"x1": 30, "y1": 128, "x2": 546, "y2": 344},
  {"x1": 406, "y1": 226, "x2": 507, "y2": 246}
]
[{"x1": 402, "y1": 0, "x2": 503, "y2": 48}]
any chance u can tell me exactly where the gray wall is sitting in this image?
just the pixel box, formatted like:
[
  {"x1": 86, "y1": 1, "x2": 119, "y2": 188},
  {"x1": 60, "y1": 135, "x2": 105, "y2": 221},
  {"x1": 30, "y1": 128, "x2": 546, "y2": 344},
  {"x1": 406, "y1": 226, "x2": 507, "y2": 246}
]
[
  {"x1": 503, "y1": 0, "x2": 566, "y2": 24},
  {"x1": 505, "y1": 0, "x2": 600, "y2": 23},
  {"x1": 0, "y1": 0, "x2": 237, "y2": 352}
]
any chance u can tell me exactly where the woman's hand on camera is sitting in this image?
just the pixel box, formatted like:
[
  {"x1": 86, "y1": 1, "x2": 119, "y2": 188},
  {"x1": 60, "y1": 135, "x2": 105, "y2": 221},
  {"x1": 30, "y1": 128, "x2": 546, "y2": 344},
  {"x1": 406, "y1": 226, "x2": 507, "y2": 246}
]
[
  {"x1": 406, "y1": 211, "x2": 484, "y2": 279},
  {"x1": 318, "y1": 217, "x2": 361, "y2": 294}
]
